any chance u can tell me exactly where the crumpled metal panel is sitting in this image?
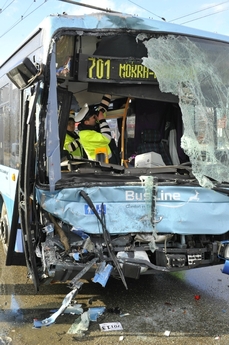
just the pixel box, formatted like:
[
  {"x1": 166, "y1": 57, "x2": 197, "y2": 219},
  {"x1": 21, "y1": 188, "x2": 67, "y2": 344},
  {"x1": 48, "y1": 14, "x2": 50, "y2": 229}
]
[{"x1": 36, "y1": 185, "x2": 229, "y2": 235}]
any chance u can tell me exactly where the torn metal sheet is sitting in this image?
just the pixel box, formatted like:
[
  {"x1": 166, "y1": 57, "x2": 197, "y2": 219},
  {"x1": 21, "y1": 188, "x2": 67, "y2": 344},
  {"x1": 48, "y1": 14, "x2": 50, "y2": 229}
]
[
  {"x1": 36, "y1": 185, "x2": 229, "y2": 235},
  {"x1": 33, "y1": 257, "x2": 102, "y2": 327},
  {"x1": 46, "y1": 40, "x2": 61, "y2": 192},
  {"x1": 33, "y1": 288, "x2": 78, "y2": 328}
]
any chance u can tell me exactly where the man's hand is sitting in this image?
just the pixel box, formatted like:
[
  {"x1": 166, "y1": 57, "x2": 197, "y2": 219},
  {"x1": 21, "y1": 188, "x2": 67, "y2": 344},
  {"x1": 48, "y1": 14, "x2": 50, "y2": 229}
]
[{"x1": 97, "y1": 110, "x2": 106, "y2": 121}]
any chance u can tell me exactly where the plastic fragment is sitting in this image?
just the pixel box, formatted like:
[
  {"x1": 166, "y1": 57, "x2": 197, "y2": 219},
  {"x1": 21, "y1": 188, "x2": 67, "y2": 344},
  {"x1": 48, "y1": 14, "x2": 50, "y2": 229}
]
[
  {"x1": 194, "y1": 295, "x2": 201, "y2": 300},
  {"x1": 119, "y1": 335, "x2": 124, "y2": 341},
  {"x1": 88, "y1": 306, "x2": 106, "y2": 321},
  {"x1": 92, "y1": 262, "x2": 113, "y2": 287},
  {"x1": 64, "y1": 304, "x2": 83, "y2": 315},
  {"x1": 72, "y1": 253, "x2": 80, "y2": 261},
  {"x1": 164, "y1": 330, "x2": 170, "y2": 336},
  {"x1": 0, "y1": 336, "x2": 12, "y2": 345},
  {"x1": 67, "y1": 311, "x2": 90, "y2": 335},
  {"x1": 120, "y1": 313, "x2": 130, "y2": 317}
]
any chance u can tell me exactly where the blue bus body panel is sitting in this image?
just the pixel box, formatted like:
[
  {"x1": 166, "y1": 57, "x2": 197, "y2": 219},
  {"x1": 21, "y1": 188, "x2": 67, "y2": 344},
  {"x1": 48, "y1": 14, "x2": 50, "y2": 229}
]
[
  {"x1": 0, "y1": 165, "x2": 18, "y2": 226},
  {"x1": 36, "y1": 185, "x2": 229, "y2": 235}
]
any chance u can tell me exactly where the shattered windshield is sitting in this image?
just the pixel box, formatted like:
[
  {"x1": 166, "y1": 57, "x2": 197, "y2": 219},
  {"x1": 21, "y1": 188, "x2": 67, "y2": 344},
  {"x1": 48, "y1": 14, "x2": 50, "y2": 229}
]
[{"x1": 140, "y1": 34, "x2": 229, "y2": 188}]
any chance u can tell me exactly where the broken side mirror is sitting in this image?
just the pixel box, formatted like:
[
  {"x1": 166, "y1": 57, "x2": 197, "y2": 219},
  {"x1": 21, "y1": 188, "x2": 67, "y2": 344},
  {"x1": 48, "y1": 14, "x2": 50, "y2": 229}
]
[{"x1": 7, "y1": 57, "x2": 40, "y2": 90}]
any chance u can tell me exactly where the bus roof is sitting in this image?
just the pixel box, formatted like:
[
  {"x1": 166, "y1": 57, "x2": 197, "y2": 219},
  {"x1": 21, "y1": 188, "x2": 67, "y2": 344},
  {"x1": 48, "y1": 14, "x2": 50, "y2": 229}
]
[
  {"x1": 45, "y1": 12, "x2": 229, "y2": 42},
  {"x1": 1, "y1": 11, "x2": 229, "y2": 69}
]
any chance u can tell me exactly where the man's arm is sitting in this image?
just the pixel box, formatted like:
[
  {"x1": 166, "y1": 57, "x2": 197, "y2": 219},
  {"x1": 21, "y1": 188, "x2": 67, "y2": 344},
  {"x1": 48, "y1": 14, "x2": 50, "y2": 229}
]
[
  {"x1": 97, "y1": 94, "x2": 111, "y2": 113},
  {"x1": 97, "y1": 112, "x2": 112, "y2": 141},
  {"x1": 96, "y1": 94, "x2": 112, "y2": 141},
  {"x1": 64, "y1": 134, "x2": 82, "y2": 155}
]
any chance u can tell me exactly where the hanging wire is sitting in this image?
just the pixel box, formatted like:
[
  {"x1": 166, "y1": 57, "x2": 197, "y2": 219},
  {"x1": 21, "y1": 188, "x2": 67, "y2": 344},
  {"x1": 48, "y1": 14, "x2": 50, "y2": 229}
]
[
  {"x1": 22, "y1": 0, "x2": 37, "y2": 17},
  {"x1": 58, "y1": 0, "x2": 121, "y2": 13},
  {"x1": 1, "y1": 0, "x2": 10, "y2": 8},
  {"x1": 128, "y1": 0, "x2": 166, "y2": 20},
  {"x1": 1, "y1": 0, "x2": 229, "y2": 41},
  {"x1": 128, "y1": 0, "x2": 229, "y2": 26},
  {"x1": 181, "y1": 6, "x2": 229, "y2": 25},
  {"x1": 0, "y1": 0, "x2": 47, "y2": 39},
  {"x1": 0, "y1": 0, "x2": 15, "y2": 14},
  {"x1": 169, "y1": 0, "x2": 229, "y2": 23}
]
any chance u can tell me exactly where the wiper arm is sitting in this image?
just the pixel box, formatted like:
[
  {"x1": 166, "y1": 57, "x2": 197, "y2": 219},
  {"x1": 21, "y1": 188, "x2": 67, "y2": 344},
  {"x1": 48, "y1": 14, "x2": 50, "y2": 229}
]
[{"x1": 79, "y1": 190, "x2": 128, "y2": 290}]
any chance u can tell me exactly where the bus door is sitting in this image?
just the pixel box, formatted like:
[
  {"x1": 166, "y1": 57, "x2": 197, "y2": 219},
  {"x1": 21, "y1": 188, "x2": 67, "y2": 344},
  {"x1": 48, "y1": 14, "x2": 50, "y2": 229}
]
[{"x1": 6, "y1": 81, "x2": 41, "y2": 291}]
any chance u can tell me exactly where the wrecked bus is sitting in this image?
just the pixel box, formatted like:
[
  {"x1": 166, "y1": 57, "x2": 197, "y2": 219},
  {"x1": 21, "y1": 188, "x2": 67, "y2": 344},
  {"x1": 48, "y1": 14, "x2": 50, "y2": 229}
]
[{"x1": 1, "y1": 11, "x2": 229, "y2": 293}]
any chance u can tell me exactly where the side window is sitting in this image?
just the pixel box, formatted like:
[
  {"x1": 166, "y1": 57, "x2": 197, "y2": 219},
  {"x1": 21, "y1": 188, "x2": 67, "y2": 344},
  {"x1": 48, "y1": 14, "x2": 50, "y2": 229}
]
[
  {"x1": 56, "y1": 35, "x2": 74, "y2": 79},
  {"x1": 0, "y1": 83, "x2": 20, "y2": 168},
  {"x1": 0, "y1": 84, "x2": 10, "y2": 166}
]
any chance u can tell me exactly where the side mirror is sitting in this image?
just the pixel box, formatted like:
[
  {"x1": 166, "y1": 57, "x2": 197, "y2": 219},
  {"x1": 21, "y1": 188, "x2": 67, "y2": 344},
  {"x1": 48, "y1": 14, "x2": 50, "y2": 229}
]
[{"x1": 7, "y1": 57, "x2": 39, "y2": 90}]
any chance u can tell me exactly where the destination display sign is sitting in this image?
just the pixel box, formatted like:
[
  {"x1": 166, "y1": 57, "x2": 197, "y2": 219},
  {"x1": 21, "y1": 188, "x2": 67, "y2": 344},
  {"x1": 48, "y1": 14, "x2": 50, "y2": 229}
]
[{"x1": 77, "y1": 54, "x2": 157, "y2": 84}]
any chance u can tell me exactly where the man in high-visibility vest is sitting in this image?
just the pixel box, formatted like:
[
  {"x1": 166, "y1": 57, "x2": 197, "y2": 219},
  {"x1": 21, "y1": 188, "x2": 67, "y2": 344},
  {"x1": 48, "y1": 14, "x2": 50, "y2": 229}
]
[
  {"x1": 75, "y1": 95, "x2": 116, "y2": 163},
  {"x1": 64, "y1": 111, "x2": 84, "y2": 158}
]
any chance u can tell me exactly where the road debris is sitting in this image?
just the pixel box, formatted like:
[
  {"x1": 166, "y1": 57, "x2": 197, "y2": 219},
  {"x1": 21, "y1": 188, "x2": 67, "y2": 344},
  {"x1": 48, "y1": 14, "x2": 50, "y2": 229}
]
[
  {"x1": 120, "y1": 313, "x2": 130, "y2": 317},
  {"x1": 99, "y1": 322, "x2": 123, "y2": 331},
  {"x1": 33, "y1": 288, "x2": 79, "y2": 328},
  {"x1": 67, "y1": 307, "x2": 106, "y2": 335},
  {"x1": 0, "y1": 336, "x2": 12, "y2": 345},
  {"x1": 67, "y1": 311, "x2": 89, "y2": 335},
  {"x1": 164, "y1": 330, "x2": 171, "y2": 336}
]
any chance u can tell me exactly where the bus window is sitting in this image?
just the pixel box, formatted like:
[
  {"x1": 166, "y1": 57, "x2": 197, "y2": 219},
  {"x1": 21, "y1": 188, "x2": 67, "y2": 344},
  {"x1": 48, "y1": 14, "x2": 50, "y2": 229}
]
[{"x1": 56, "y1": 35, "x2": 74, "y2": 79}]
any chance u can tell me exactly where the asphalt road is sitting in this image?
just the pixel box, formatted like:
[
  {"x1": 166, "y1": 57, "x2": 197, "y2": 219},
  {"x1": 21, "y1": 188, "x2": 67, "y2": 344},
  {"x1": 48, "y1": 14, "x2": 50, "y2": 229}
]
[{"x1": 1, "y1": 245, "x2": 229, "y2": 345}]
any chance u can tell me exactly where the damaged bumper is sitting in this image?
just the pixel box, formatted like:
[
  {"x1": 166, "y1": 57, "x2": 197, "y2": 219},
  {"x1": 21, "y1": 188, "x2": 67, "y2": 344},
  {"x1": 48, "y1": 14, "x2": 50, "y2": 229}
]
[{"x1": 31, "y1": 177, "x2": 229, "y2": 289}]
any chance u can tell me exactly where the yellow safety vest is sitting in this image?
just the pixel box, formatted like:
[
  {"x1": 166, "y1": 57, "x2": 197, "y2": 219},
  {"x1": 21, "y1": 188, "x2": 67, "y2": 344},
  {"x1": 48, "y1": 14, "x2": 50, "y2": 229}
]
[
  {"x1": 64, "y1": 133, "x2": 82, "y2": 158},
  {"x1": 79, "y1": 130, "x2": 111, "y2": 160}
]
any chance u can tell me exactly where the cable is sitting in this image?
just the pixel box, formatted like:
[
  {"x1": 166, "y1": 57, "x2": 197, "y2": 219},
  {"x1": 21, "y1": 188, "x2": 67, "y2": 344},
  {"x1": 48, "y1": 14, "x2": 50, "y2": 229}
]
[
  {"x1": 128, "y1": 0, "x2": 229, "y2": 26},
  {"x1": 58, "y1": 0, "x2": 121, "y2": 13},
  {"x1": 21, "y1": 0, "x2": 36, "y2": 17},
  {"x1": 128, "y1": 0, "x2": 229, "y2": 24},
  {"x1": 128, "y1": 0, "x2": 166, "y2": 21},
  {"x1": 0, "y1": 0, "x2": 15, "y2": 14},
  {"x1": 0, "y1": 18, "x2": 21, "y2": 39},
  {"x1": 1, "y1": 0, "x2": 10, "y2": 8},
  {"x1": 0, "y1": 0, "x2": 47, "y2": 39},
  {"x1": 169, "y1": 0, "x2": 229, "y2": 23},
  {"x1": 181, "y1": 6, "x2": 229, "y2": 25}
]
